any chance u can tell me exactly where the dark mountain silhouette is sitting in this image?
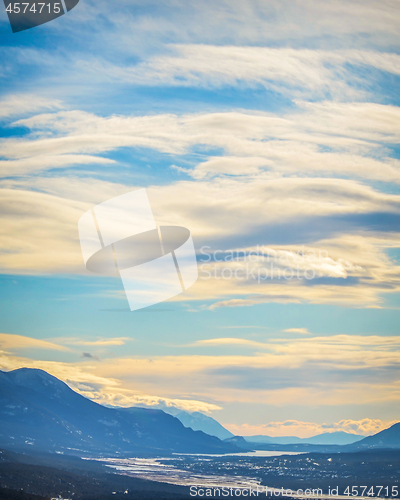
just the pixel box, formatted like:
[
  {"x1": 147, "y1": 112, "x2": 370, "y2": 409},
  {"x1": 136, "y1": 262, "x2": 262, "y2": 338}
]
[{"x1": 0, "y1": 368, "x2": 237, "y2": 456}]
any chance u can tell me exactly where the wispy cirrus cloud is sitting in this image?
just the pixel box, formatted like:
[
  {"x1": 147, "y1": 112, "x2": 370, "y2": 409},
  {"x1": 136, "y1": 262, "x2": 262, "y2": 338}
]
[
  {"x1": 0, "y1": 333, "x2": 69, "y2": 353},
  {"x1": 72, "y1": 0, "x2": 400, "y2": 49},
  {"x1": 0, "y1": 155, "x2": 115, "y2": 177},
  {"x1": 3, "y1": 0, "x2": 400, "y2": 99},
  {"x1": 3, "y1": 102, "x2": 400, "y2": 183},
  {"x1": 102, "y1": 46, "x2": 400, "y2": 100},
  {"x1": 0, "y1": 94, "x2": 62, "y2": 120}
]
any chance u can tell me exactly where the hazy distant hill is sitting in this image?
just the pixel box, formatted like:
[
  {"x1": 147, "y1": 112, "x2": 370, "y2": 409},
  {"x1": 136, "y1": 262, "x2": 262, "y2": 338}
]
[
  {"x1": 0, "y1": 368, "x2": 237, "y2": 456},
  {"x1": 166, "y1": 409, "x2": 234, "y2": 440},
  {"x1": 246, "y1": 431, "x2": 364, "y2": 446}
]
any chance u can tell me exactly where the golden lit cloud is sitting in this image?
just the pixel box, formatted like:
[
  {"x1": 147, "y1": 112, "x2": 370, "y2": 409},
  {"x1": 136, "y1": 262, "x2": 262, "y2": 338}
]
[
  {"x1": 57, "y1": 337, "x2": 132, "y2": 347},
  {"x1": 283, "y1": 328, "x2": 311, "y2": 334},
  {"x1": 0, "y1": 333, "x2": 69, "y2": 353}
]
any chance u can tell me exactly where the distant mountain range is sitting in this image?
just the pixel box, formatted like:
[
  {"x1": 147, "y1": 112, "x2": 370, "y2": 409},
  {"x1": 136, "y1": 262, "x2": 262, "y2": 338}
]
[
  {"x1": 0, "y1": 368, "x2": 237, "y2": 456},
  {"x1": 245, "y1": 431, "x2": 365, "y2": 446},
  {"x1": 133, "y1": 407, "x2": 363, "y2": 446},
  {"x1": 224, "y1": 423, "x2": 400, "y2": 453}
]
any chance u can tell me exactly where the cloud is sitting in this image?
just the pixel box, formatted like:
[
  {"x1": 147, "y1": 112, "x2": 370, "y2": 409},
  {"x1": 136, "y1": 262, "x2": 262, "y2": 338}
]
[
  {"x1": 87, "y1": 392, "x2": 221, "y2": 414},
  {"x1": 0, "y1": 333, "x2": 130, "y2": 362},
  {"x1": 0, "y1": 94, "x2": 62, "y2": 120},
  {"x1": 0, "y1": 187, "x2": 88, "y2": 274},
  {"x1": 1, "y1": 174, "x2": 399, "y2": 308},
  {"x1": 189, "y1": 334, "x2": 400, "y2": 370},
  {"x1": 0, "y1": 77, "x2": 399, "y2": 312},
  {"x1": 59, "y1": 337, "x2": 131, "y2": 347},
  {"x1": 187, "y1": 156, "x2": 269, "y2": 180},
  {"x1": 104, "y1": 45, "x2": 400, "y2": 100},
  {"x1": 4, "y1": 102, "x2": 400, "y2": 184},
  {"x1": 330, "y1": 418, "x2": 398, "y2": 436},
  {"x1": 66, "y1": 334, "x2": 400, "y2": 409},
  {"x1": 4, "y1": 1, "x2": 400, "y2": 102},
  {"x1": 77, "y1": 0, "x2": 400, "y2": 50},
  {"x1": 81, "y1": 352, "x2": 99, "y2": 360},
  {"x1": 283, "y1": 328, "x2": 311, "y2": 334},
  {"x1": 0, "y1": 155, "x2": 115, "y2": 177},
  {"x1": 194, "y1": 338, "x2": 267, "y2": 348},
  {"x1": 0, "y1": 333, "x2": 69, "y2": 354}
]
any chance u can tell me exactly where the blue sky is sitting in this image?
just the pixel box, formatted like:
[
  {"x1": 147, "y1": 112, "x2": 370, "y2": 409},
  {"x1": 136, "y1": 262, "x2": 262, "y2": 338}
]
[{"x1": 0, "y1": 0, "x2": 399, "y2": 438}]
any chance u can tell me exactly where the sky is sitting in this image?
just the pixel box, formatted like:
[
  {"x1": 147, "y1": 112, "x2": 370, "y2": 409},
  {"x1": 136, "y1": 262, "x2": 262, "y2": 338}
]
[{"x1": 0, "y1": 0, "x2": 399, "y2": 439}]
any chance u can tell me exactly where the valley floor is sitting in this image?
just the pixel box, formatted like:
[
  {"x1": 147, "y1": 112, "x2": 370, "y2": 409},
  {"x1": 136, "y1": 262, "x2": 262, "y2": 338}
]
[{"x1": 0, "y1": 448, "x2": 399, "y2": 500}]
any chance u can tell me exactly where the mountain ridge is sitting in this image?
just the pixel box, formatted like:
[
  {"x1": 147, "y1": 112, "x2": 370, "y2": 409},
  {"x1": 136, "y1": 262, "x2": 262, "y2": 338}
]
[{"x1": 0, "y1": 368, "x2": 238, "y2": 456}]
